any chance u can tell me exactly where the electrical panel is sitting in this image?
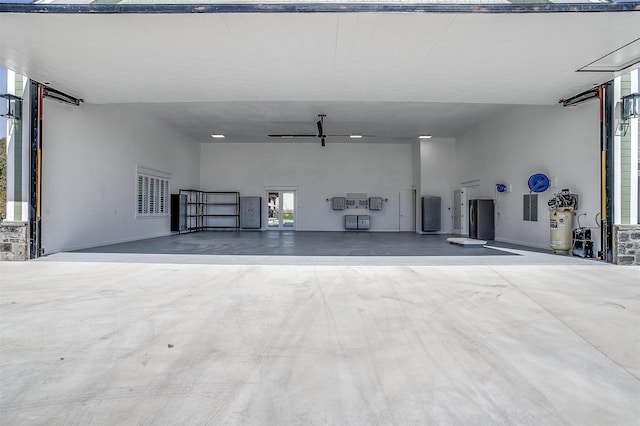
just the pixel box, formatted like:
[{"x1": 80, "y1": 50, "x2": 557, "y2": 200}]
[
  {"x1": 369, "y1": 197, "x2": 382, "y2": 210},
  {"x1": 358, "y1": 215, "x2": 370, "y2": 229},
  {"x1": 345, "y1": 215, "x2": 358, "y2": 229},
  {"x1": 332, "y1": 197, "x2": 346, "y2": 210},
  {"x1": 523, "y1": 194, "x2": 538, "y2": 221}
]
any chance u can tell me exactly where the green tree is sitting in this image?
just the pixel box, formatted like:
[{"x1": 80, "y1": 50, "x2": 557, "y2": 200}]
[{"x1": 0, "y1": 137, "x2": 6, "y2": 220}]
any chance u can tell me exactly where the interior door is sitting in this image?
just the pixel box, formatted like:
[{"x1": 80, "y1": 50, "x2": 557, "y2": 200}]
[
  {"x1": 399, "y1": 189, "x2": 416, "y2": 232},
  {"x1": 267, "y1": 191, "x2": 295, "y2": 230}
]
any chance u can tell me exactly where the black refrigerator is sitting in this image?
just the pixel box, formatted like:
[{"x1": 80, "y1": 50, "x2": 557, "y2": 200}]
[{"x1": 469, "y1": 199, "x2": 494, "y2": 240}]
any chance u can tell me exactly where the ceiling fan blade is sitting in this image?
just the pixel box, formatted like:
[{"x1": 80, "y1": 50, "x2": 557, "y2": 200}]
[
  {"x1": 321, "y1": 136, "x2": 326, "y2": 147},
  {"x1": 268, "y1": 134, "x2": 317, "y2": 138},
  {"x1": 317, "y1": 119, "x2": 324, "y2": 137},
  {"x1": 324, "y1": 134, "x2": 377, "y2": 138}
]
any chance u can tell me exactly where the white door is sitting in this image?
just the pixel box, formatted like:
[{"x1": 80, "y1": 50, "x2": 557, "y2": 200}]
[
  {"x1": 458, "y1": 185, "x2": 478, "y2": 235},
  {"x1": 454, "y1": 189, "x2": 463, "y2": 234},
  {"x1": 399, "y1": 189, "x2": 416, "y2": 232},
  {"x1": 267, "y1": 191, "x2": 295, "y2": 230}
]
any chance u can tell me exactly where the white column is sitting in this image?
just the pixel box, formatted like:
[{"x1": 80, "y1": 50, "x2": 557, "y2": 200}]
[
  {"x1": 613, "y1": 76, "x2": 622, "y2": 225},
  {"x1": 629, "y1": 69, "x2": 638, "y2": 224},
  {"x1": 5, "y1": 71, "x2": 30, "y2": 222}
]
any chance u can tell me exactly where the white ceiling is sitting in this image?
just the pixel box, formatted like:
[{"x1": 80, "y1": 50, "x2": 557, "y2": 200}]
[{"x1": 1, "y1": 11, "x2": 639, "y2": 142}]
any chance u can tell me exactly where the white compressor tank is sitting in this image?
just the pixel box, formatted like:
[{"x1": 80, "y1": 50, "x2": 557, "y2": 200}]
[{"x1": 550, "y1": 207, "x2": 574, "y2": 254}]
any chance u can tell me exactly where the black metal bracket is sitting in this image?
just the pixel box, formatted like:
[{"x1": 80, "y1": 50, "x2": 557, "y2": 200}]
[{"x1": 42, "y1": 86, "x2": 83, "y2": 106}]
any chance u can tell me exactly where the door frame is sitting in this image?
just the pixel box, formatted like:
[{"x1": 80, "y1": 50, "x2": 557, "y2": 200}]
[
  {"x1": 265, "y1": 186, "x2": 297, "y2": 231},
  {"x1": 399, "y1": 188, "x2": 416, "y2": 232},
  {"x1": 459, "y1": 180, "x2": 480, "y2": 236}
]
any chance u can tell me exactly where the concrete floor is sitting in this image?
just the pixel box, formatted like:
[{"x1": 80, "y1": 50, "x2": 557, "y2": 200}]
[
  {"x1": 74, "y1": 232, "x2": 517, "y2": 257},
  {"x1": 1, "y1": 237, "x2": 639, "y2": 425}
]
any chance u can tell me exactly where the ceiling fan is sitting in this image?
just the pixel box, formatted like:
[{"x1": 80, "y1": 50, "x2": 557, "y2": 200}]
[{"x1": 268, "y1": 114, "x2": 353, "y2": 147}]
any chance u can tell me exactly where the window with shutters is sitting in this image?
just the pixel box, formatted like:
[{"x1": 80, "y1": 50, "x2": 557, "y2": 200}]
[{"x1": 136, "y1": 167, "x2": 170, "y2": 217}]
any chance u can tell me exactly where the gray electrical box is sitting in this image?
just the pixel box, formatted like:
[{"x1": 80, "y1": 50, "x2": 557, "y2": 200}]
[
  {"x1": 358, "y1": 215, "x2": 370, "y2": 230},
  {"x1": 523, "y1": 194, "x2": 538, "y2": 221},
  {"x1": 240, "y1": 197, "x2": 261, "y2": 229},
  {"x1": 369, "y1": 197, "x2": 382, "y2": 210},
  {"x1": 332, "y1": 197, "x2": 346, "y2": 210},
  {"x1": 345, "y1": 215, "x2": 358, "y2": 229}
]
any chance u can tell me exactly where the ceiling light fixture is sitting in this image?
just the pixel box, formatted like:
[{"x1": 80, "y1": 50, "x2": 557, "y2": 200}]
[
  {"x1": 419, "y1": 135, "x2": 432, "y2": 139},
  {"x1": 350, "y1": 134, "x2": 363, "y2": 139},
  {"x1": 211, "y1": 134, "x2": 225, "y2": 138}
]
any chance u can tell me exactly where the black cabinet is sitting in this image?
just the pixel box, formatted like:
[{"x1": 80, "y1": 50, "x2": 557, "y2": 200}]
[
  {"x1": 170, "y1": 193, "x2": 187, "y2": 232},
  {"x1": 422, "y1": 196, "x2": 441, "y2": 232}
]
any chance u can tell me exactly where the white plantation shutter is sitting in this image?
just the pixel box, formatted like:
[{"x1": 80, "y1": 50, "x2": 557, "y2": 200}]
[
  {"x1": 150, "y1": 178, "x2": 156, "y2": 213},
  {"x1": 136, "y1": 167, "x2": 170, "y2": 217},
  {"x1": 159, "y1": 180, "x2": 166, "y2": 214},
  {"x1": 137, "y1": 175, "x2": 144, "y2": 214},
  {"x1": 143, "y1": 176, "x2": 149, "y2": 214}
]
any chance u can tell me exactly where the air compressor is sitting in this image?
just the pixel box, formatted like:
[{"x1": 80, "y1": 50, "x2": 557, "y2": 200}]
[{"x1": 548, "y1": 189, "x2": 578, "y2": 254}]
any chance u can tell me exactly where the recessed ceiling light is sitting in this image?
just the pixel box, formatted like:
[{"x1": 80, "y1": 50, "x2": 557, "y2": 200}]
[
  {"x1": 211, "y1": 134, "x2": 225, "y2": 138},
  {"x1": 350, "y1": 134, "x2": 363, "y2": 139},
  {"x1": 419, "y1": 135, "x2": 432, "y2": 139}
]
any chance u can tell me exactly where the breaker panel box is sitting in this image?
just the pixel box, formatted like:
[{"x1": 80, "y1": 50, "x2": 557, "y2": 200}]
[
  {"x1": 358, "y1": 215, "x2": 370, "y2": 229},
  {"x1": 345, "y1": 215, "x2": 358, "y2": 229},
  {"x1": 369, "y1": 197, "x2": 382, "y2": 210},
  {"x1": 332, "y1": 197, "x2": 346, "y2": 210}
]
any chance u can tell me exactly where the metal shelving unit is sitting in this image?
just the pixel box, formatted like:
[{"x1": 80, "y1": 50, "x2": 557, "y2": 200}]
[
  {"x1": 178, "y1": 189, "x2": 203, "y2": 233},
  {"x1": 202, "y1": 192, "x2": 240, "y2": 230},
  {"x1": 175, "y1": 190, "x2": 239, "y2": 233}
]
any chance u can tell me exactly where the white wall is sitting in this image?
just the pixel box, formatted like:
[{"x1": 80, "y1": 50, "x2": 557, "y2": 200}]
[
  {"x1": 42, "y1": 103, "x2": 200, "y2": 253},
  {"x1": 456, "y1": 103, "x2": 601, "y2": 250},
  {"x1": 420, "y1": 138, "x2": 457, "y2": 233},
  {"x1": 200, "y1": 142, "x2": 413, "y2": 231}
]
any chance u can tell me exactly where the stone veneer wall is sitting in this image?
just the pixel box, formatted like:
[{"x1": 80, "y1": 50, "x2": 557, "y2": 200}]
[
  {"x1": 613, "y1": 225, "x2": 640, "y2": 265},
  {"x1": 0, "y1": 222, "x2": 29, "y2": 261}
]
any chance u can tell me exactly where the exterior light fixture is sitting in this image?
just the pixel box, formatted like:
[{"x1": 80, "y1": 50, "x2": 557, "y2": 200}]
[
  {"x1": 621, "y1": 93, "x2": 639, "y2": 119},
  {"x1": 1, "y1": 93, "x2": 22, "y2": 120},
  {"x1": 349, "y1": 134, "x2": 363, "y2": 139},
  {"x1": 419, "y1": 135, "x2": 432, "y2": 139},
  {"x1": 211, "y1": 134, "x2": 225, "y2": 138}
]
